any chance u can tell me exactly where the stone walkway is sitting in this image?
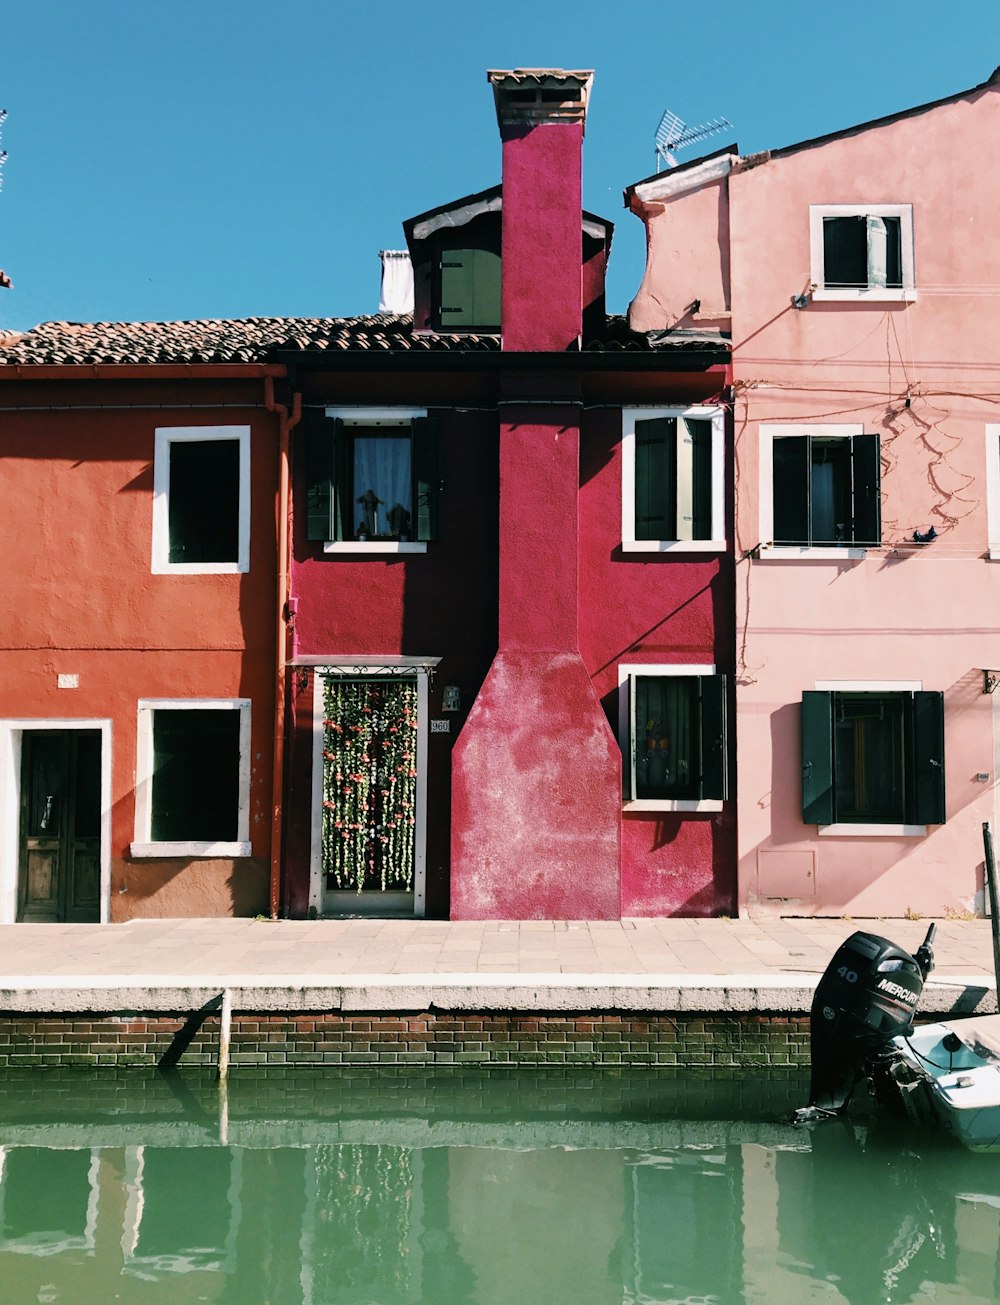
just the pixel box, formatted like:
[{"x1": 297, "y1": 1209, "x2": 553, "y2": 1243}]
[{"x1": 0, "y1": 916, "x2": 995, "y2": 1015}]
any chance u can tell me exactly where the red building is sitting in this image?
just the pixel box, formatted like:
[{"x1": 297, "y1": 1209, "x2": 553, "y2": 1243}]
[
  {"x1": 0, "y1": 67, "x2": 735, "y2": 924},
  {"x1": 282, "y1": 70, "x2": 735, "y2": 920}
]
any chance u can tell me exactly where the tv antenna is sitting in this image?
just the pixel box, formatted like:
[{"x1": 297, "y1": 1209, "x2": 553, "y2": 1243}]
[{"x1": 655, "y1": 108, "x2": 732, "y2": 171}]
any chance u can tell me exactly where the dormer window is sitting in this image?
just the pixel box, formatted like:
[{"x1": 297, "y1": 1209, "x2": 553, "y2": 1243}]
[{"x1": 438, "y1": 247, "x2": 501, "y2": 330}]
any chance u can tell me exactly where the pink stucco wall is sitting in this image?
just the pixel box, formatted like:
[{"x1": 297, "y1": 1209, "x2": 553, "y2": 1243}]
[{"x1": 629, "y1": 72, "x2": 1000, "y2": 917}]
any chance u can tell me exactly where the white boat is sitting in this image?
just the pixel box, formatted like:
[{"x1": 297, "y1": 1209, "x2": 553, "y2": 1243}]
[{"x1": 883, "y1": 1015, "x2": 1000, "y2": 1151}]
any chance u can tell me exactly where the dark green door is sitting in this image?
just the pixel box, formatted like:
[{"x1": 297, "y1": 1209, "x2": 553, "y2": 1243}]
[{"x1": 18, "y1": 731, "x2": 101, "y2": 923}]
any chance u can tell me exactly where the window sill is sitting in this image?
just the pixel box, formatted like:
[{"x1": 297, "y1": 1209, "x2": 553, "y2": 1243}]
[
  {"x1": 624, "y1": 799, "x2": 724, "y2": 814},
  {"x1": 811, "y1": 288, "x2": 916, "y2": 303},
  {"x1": 758, "y1": 546, "x2": 868, "y2": 561},
  {"x1": 323, "y1": 542, "x2": 427, "y2": 555},
  {"x1": 151, "y1": 561, "x2": 248, "y2": 575},
  {"x1": 130, "y1": 841, "x2": 252, "y2": 859},
  {"x1": 817, "y1": 824, "x2": 927, "y2": 838},
  {"x1": 622, "y1": 540, "x2": 726, "y2": 554}
]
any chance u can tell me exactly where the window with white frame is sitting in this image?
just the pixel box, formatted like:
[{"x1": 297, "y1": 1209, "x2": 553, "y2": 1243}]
[
  {"x1": 760, "y1": 424, "x2": 881, "y2": 554},
  {"x1": 809, "y1": 205, "x2": 915, "y2": 301},
  {"x1": 306, "y1": 408, "x2": 442, "y2": 553},
  {"x1": 622, "y1": 407, "x2": 725, "y2": 552},
  {"x1": 152, "y1": 426, "x2": 250, "y2": 573},
  {"x1": 802, "y1": 685, "x2": 944, "y2": 833},
  {"x1": 131, "y1": 699, "x2": 251, "y2": 857},
  {"x1": 618, "y1": 664, "x2": 727, "y2": 811},
  {"x1": 986, "y1": 425, "x2": 1000, "y2": 559}
]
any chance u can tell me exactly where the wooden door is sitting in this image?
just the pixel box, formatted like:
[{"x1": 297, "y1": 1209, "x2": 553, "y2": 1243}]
[{"x1": 18, "y1": 731, "x2": 101, "y2": 922}]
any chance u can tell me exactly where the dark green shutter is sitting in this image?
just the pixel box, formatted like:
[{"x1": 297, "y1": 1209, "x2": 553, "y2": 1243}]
[
  {"x1": 851, "y1": 433, "x2": 881, "y2": 546},
  {"x1": 802, "y1": 691, "x2": 834, "y2": 824},
  {"x1": 305, "y1": 415, "x2": 336, "y2": 542},
  {"x1": 412, "y1": 415, "x2": 443, "y2": 542},
  {"x1": 331, "y1": 419, "x2": 349, "y2": 542},
  {"x1": 699, "y1": 674, "x2": 728, "y2": 800},
  {"x1": 439, "y1": 249, "x2": 500, "y2": 329},
  {"x1": 772, "y1": 436, "x2": 810, "y2": 545},
  {"x1": 912, "y1": 691, "x2": 946, "y2": 825},
  {"x1": 687, "y1": 418, "x2": 714, "y2": 541},
  {"x1": 634, "y1": 417, "x2": 675, "y2": 540},
  {"x1": 623, "y1": 673, "x2": 635, "y2": 800}
]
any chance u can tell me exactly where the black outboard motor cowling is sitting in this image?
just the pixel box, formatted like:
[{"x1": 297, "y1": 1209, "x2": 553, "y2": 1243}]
[{"x1": 806, "y1": 927, "x2": 935, "y2": 1115}]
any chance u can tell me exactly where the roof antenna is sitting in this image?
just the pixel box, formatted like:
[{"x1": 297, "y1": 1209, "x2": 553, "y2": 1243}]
[{"x1": 655, "y1": 108, "x2": 732, "y2": 171}]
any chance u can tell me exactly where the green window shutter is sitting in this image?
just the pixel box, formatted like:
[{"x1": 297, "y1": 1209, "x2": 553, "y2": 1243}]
[
  {"x1": 802, "y1": 691, "x2": 834, "y2": 824},
  {"x1": 634, "y1": 417, "x2": 675, "y2": 540},
  {"x1": 305, "y1": 415, "x2": 335, "y2": 542},
  {"x1": 331, "y1": 419, "x2": 349, "y2": 542},
  {"x1": 772, "y1": 436, "x2": 810, "y2": 545},
  {"x1": 624, "y1": 673, "x2": 636, "y2": 800},
  {"x1": 686, "y1": 417, "x2": 715, "y2": 541},
  {"x1": 912, "y1": 691, "x2": 946, "y2": 825},
  {"x1": 699, "y1": 674, "x2": 728, "y2": 800},
  {"x1": 851, "y1": 433, "x2": 881, "y2": 546},
  {"x1": 439, "y1": 249, "x2": 501, "y2": 330},
  {"x1": 412, "y1": 415, "x2": 444, "y2": 542}
]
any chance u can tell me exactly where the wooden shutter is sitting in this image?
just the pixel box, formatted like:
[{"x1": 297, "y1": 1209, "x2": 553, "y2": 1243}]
[
  {"x1": 305, "y1": 415, "x2": 336, "y2": 542},
  {"x1": 413, "y1": 415, "x2": 444, "y2": 542},
  {"x1": 802, "y1": 691, "x2": 834, "y2": 824},
  {"x1": 623, "y1": 673, "x2": 636, "y2": 800},
  {"x1": 634, "y1": 417, "x2": 675, "y2": 540},
  {"x1": 699, "y1": 674, "x2": 728, "y2": 800},
  {"x1": 439, "y1": 248, "x2": 501, "y2": 329},
  {"x1": 772, "y1": 436, "x2": 810, "y2": 545},
  {"x1": 686, "y1": 418, "x2": 714, "y2": 541},
  {"x1": 912, "y1": 691, "x2": 946, "y2": 825},
  {"x1": 851, "y1": 433, "x2": 881, "y2": 546}
]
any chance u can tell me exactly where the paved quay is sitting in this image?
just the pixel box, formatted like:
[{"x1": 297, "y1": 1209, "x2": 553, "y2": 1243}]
[{"x1": 0, "y1": 915, "x2": 995, "y2": 1015}]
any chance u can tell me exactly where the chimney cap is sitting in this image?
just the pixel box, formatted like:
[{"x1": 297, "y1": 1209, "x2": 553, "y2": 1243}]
[{"x1": 486, "y1": 68, "x2": 594, "y2": 132}]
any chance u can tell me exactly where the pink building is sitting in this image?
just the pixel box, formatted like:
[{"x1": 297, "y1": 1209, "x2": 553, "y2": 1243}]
[{"x1": 628, "y1": 66, "x2": 1000, "y2": 917}]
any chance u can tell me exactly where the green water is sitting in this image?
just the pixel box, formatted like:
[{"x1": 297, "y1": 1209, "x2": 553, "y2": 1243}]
[{"x1": 1, "y1": 1067, "x2": 998, "y2": 1305}]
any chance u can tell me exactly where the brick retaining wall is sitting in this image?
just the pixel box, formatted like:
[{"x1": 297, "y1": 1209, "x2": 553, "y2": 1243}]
[{"x1": 0, "y1": 1011, "x2": 811, "y2": 1070}]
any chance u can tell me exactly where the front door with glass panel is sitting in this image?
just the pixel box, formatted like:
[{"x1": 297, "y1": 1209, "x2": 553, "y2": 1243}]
[
  {"x1": 320, "y1": 677, "x2": 419, "y2": 914},
  {"x1": 17, "y1": 730, "x2": 101, "y2": 922}
]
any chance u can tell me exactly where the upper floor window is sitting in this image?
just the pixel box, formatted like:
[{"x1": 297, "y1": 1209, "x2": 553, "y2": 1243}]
[
  {"x1": 809, "y1": 205, "x2": 915, "y2": 301},
  {"x1": 802, "y1": 686, "x2": 944, "y2": 833},
  {"x1": 622, "y1": 406, "x2": 725, "y2": 552},
  {"x1": 618, "y1": 664, "x2": 728, "y2": 812},
  {"x1": 306, "y1": 408, "x2": 443, "y2": 555},
  {"x1": 760, "y1": 424, "x2": 880, "y2": 557},
  {"x1": 152, "y1": 426, "x2": 250, "y2": 574},
  {"x1": 437, "y1": 247, "x2": 501, "y2": 330}
]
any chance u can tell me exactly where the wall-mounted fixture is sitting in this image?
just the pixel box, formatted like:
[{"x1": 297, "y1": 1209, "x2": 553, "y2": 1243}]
[
  {"x1": 913, "y1": 526, "x2": 937, "y2": 544},
  {"x1": 442, "y1": 685, "x2": 461, "y2": 712},
  {"x1": 792, "y1": 284, "x2": 815, "y2": 310},
  {"x1": 977, "y1": 773, "x2": 991, "y2": 783},
  {"x1": 982, "y1": 669, "x2": 1000, "y2": 695}
]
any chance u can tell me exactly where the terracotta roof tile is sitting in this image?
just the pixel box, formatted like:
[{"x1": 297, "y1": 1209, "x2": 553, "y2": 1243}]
[{"x1": 0, "y1": 313, "x2": 727, "y2": 366}]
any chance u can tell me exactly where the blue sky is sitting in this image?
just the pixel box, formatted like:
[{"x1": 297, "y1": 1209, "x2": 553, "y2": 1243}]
[{"x1": 3, "y1": 1, "x2": 999, "y2": 331}]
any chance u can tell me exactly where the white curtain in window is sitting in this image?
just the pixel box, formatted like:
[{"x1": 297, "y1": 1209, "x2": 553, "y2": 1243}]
[
  {"x1": 379, "y1": 251, "x2": 414, "y2": 314},
  {"x1": 866, "y1": 216, "x2": 888, "y2": 289},
  {"x1": 353, "y1": 437, "x2": 412, "y2": 538}
]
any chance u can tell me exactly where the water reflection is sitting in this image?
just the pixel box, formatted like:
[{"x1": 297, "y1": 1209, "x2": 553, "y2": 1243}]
[{"x1": 0, "y1": 1068, "x2": 998, "y2": 1304}]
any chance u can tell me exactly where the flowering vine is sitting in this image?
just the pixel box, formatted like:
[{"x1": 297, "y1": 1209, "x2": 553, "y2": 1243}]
[{"x1": 322, "y1": 678, "x2": 418, "y2": 892}]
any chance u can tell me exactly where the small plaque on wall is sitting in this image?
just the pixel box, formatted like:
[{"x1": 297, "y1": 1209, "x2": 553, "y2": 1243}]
[{"x1": 430, "y1": 719, "x2": 450, "y2": 734}]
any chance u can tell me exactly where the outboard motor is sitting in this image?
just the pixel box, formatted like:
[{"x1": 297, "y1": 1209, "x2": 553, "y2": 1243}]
[{"x1": 799, "y1": 925, "x2": 935, "y2": 1119}]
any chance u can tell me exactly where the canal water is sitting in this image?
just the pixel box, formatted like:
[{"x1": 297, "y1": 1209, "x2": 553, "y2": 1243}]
[{"x1": 1, "y1": 1066, "x2": 998, "y2": 1304}]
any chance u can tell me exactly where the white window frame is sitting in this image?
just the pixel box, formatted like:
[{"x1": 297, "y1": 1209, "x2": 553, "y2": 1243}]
[
  {"x1": 621, "y1": 405, "x2": 725, "y2": 553},
  {"x1": 152, "y1": 425, "x2": 250, "y2": 574},
  {"x1": 759, "y1": 422, "x2": 871, "y2": 560},
  {"x1": 131, "y1": 698, "x2": 251, "y2": 858},
  {"x1": 809, "y1": 204, "x2": 915, "y2": 302},
  {"x1": 617, "y1": 663, "x2": 723, "y2": 812},
  {"x1": 813, "y1": 678, "x2": 928, "y2": 837},
  {"x1": 323, "y1": 407, "x2": 428, "y2": 555},
  {"x1": 986, "y1": 425, "x2": 1000, "y2": 559}
]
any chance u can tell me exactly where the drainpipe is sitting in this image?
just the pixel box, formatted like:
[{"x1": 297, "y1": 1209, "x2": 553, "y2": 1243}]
[{"x1": 264, "y1": 376, "x2": 301, "y2": 918}]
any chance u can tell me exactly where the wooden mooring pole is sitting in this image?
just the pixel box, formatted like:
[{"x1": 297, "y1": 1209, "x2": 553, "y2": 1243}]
[
  {"x1": 981, "y1": 822, "x2": 1000, "y2": 1011},
  {"x1": 218, "y1": 988, "x2": 233, "y2": 1083}
]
